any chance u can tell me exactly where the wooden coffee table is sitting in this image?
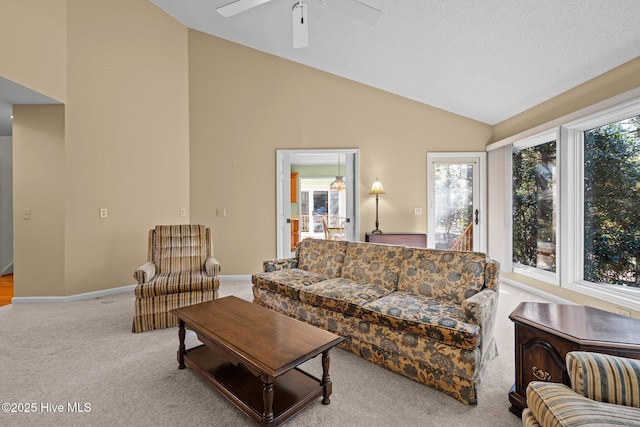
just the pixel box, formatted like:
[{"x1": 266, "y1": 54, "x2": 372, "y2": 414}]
[{"x1": 171, "y1": 296, "x2": 345, "y2": 426}]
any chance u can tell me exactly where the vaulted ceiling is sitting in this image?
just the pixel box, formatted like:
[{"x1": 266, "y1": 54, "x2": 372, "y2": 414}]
[
  {"x1": 150, "y1": 0, "x2": 640, "y2": 125},
  {"x1": 1, "y1": 1, "x2": 639, "y2": 136}
]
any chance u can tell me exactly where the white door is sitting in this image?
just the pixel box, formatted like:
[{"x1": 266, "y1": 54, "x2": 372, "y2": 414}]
[
  {"x1": 276, "y1": 149, "x2": 359, "y2": 258},
  {"x1": 427, "y1": 153, "x2": 486, "y2": 252}
]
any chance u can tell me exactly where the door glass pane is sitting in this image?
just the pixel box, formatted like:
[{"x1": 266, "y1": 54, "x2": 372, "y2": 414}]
[
  {"x1": 300, "y1": 191, "x2": 309, "y2": 232},
  {"x1": 584, "y1": 115, "x2": 640, "y2": 288},
  {"x1": 512, "y1": 141, "x2": 557, "y2": 272},
  {"x1": 434, "y1": 163, "x2": 474, "y2": 250}
]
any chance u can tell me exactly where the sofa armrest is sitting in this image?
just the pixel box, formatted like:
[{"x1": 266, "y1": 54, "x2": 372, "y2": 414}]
[
  {"x1": 263, "y1": 258, "x2": 298, "y2": 272},
  {"x1": 567, "y1": 351, "x2": 640, "y2": 408},
  {"x1": 133, "y1": 262, "x2": 156, "y2": 284},
  {"x1": 205, "y1": 257, "x2": 221, "y2": 276},
  {"x1": 461, "y1": 288, "x2": 499, "y2": 355}
]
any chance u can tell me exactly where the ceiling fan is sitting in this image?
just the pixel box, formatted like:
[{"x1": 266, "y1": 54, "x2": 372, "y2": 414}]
[{"x1": 217, "y1": 0, "x2": 382, "y2": 48}]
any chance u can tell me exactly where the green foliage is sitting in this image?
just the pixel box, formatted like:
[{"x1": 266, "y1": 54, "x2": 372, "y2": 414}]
[
  {"x1": 584, "y1": 115, "x2": 640, "y2": 287},
  {"x1": 434, "y1": 164, "x2": 473, "y2": 248},
  {"x1": 512, "y1": 141, "x2": 556, "y2": 272}
]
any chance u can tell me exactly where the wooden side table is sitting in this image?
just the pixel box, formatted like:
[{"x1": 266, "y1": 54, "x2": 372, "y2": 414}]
[{"x1": 508, "y1": 302, "x2": 640, "y2": 417}]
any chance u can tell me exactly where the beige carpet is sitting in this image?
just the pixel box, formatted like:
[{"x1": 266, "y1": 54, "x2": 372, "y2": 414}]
[{"x1": 0, "y1": 278, "x2": 552, "y2": 427}]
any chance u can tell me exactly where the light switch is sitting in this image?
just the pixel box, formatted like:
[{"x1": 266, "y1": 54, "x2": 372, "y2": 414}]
[
  {"x1": 413, "y1": 207, "x2": 423, "y2": 216},
  {"x1": 216, "y1": 208, "x2": 227, "y2": 217},
  {"x1": 22, "y1": 208, "x2": 31, "y2": 220},
  {"x1": 99, "y1": 208, "x2": 108, "y2": 218}
]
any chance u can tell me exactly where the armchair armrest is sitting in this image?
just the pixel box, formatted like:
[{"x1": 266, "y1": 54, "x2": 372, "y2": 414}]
[
  {"x1": 133, "y1": 262, "x2": 156, "y2": 284},
  {"x1": 263, "y1": 257, "x2": 298, "y2": 272},
  {"x1": 461, "y1": 288, "x2": 499, "y2": 356},
  {"x1": 205, "y1": 257, "x2": 221, "y2": 276},
  {"x1": 567, "y1": 351, "x2": 640, "y2": 408}
]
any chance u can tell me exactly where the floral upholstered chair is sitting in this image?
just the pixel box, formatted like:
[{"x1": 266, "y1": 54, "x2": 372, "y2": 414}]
[
  {"x1": 523, "y1": 351, "x2": 640, "y2": 426},
  {"x1": 132, "y1": 224, "x2": 220, "y2": 333}
]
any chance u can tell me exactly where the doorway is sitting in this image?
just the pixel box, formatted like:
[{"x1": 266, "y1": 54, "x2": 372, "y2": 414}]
[
  {"x1": 427, "y1": 152, "x2": 486, "y2": 252},
  {"x1": 276, "y1": 149, "x2": 359, "y2": 258}
]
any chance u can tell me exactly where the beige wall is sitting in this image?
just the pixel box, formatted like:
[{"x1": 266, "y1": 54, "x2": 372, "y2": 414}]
[
  {"x1": 12, "y1": 105, "x2": 66, "y2": 296},
  {"x1": 62, "y1": 0, "x2": 190, "y2": 295},
  {"x1": 6, "y1": 0, "x2": 190, "y2": 297},
  {"x1": 0, "y1": 0, "x2": 67, "y2": 102},
  {"x1": 188, "y1": 31, "x2": 493, "y2": 274}
]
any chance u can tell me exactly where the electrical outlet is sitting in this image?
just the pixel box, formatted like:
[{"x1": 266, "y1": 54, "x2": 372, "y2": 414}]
[
  {"x1": 615, "y1": 307, "x2": 631, "y2": 317},
  {"x1": 99, "y1": 208, "x2": 108, "y2": 218},
  {"x1": 216, "y1": 208, "x2": 227, "y2": 217},
  {"x1": 180, "y1": 208, "x2": 186, "y2": 217},
  {"x1": 413, "y1": 207, "x2": 423, "y2": 216}
]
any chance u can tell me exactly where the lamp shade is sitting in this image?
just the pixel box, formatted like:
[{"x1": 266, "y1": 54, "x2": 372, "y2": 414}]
[
  {"x1": 330, "y1": 177, "x2": 347, "y2": 191},
  {"x1": 369, "y1": 179, "x2": 385, "y2": 195}
]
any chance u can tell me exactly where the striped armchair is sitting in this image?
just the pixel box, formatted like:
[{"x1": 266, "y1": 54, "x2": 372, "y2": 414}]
[
  {"x1": 523, "y1": 351, "x2": 640, "y2": 427},
  {"x1": 132, "y1": 224, "x2": 220, "y2": 333}
]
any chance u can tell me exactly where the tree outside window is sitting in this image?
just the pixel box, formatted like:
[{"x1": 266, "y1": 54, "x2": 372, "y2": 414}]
[{"x1": 584, "y1": 115, "x2": 640, "y2": 288}]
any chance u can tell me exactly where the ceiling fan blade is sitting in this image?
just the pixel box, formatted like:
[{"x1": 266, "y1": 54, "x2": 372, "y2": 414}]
[
  {"x1": 292, "y1": 2, "x2": 309, "y2": 48},
  {"x1": 217, "y1": 0, "x2": 273, "y2": 17},
  {"x1": 331, "y1": 0, "x2": 381, "y2": 25}
]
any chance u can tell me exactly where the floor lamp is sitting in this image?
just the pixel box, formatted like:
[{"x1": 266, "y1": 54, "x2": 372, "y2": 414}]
[{"x1": 369, "y1": 179, "x2": 385, "y2": 234}]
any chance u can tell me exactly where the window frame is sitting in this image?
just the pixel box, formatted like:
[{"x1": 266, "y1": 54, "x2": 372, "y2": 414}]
[{"x1": 560, "y1": 98, "x2": 640, "y2": 310}]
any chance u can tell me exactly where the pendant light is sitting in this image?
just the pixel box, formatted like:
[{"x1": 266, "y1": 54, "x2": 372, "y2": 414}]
[{"x1": 330, "y1": 154, "x2": 346, "y2": 191}]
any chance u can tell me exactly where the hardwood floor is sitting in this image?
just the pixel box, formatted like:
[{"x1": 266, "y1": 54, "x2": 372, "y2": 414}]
[{"x1": 0, "y1": 274, "x2": 13, "y2": 307}]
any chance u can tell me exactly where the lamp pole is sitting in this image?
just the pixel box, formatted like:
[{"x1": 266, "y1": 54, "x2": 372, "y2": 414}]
[
  {"x1": 373, "y1": 192, "x2": 382, "y2": 233},
  {"x1": 369, "y1": 179, "x2": 384, "y2": 234}
]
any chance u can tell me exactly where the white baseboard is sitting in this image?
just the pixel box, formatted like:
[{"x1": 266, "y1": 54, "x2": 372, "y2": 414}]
[
  {"x1": 1, "y1": 262, "x2": 12, "y2": 276},
  {"x1": 501, "y1": 277, "x2": 574, "y2": 304},
  {"x1": 9, "y1": 275, "x2": 252, "y2": 304},
  {"x1": 11, "y1": 284, "x2": 137, "y2": 304},
  {"x1": 219, "y1": 275, "x2": 251, "y2": 282}
]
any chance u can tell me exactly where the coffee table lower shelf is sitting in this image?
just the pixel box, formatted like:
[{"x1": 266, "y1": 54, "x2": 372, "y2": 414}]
[{"x1": 185, "y1": 345, "x2": 324, "y2": 426}]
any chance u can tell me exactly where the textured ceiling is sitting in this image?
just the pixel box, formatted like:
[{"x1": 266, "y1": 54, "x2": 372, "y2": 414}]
[
  {"x1": 1, "y1": 1, "x2": 639, "y2": 136},
  {"x1": 150, "y1": 0, "x2": 640, "y2": 124}
]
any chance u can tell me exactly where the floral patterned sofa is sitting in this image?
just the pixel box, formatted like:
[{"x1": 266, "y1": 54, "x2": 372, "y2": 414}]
[{"x1": 252, "y1": 238, "x2": 500, "y2": 404}]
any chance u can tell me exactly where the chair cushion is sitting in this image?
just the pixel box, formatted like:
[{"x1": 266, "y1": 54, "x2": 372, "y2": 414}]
[
  {"x1": 298, "y1": 278, "x2": 391, "y2": 317},
  {"x1": 251, "y1": 268, "x2": 325, "y2": 299},
  {"x1": 154, "y1": 225, "x2": 208, "y2": 273},
  {"x1": 134, "y1": 271, "x2": 216, "y2": 297},
  {"x1": 297, "y1": 239, "x2": 348, "y2": 278},
  {"x1": 360, "y1": 291, "x2": 480, "y2": 350},
  {"x1": 567, "y1": 351, "x2": 640, "y2": 407},
  {"x1": 340, "y1": 242, "x2": 404, "y2": 291},
  {"x1": 398, "y1": 249, "x2": 486, "y2": 302},
  {"x1": 526, "y1": 381, "x2": 640, "y2": 427}
]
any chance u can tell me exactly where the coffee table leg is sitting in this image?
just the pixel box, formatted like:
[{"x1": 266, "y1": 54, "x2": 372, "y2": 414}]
[
  {"x1": 321, "y1": 350, "x2": 333, "y2": 405},
  {"x1": 177, "y1": 320, "x2": 186, "y2": 369},
  {"x1": 261, "y1": 375, "x2": 274, "y2": 425}
]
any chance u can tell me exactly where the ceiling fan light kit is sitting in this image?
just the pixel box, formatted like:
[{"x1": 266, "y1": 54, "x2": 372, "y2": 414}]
[
  {"x1": 292, "y1": 1, "x2": 309, "y2": 48},
  {"x1": 216, "y1": 0, "x2": 382, "y2": 48}
]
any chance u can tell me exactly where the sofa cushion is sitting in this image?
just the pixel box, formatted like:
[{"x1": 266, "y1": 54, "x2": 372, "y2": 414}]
[
  {"x1": 526, "y1": 381, "x2": 640, "y2": 427},
  {"x1": 252, "y1": 268, "x2": 325, "y2": 299},
  {"x1": 398, "y1": 249, "x2": 486, "y2": 302},
  {"x1": 297, "y1": 239, "x2": 348, "y2": 278},
  {"x1": 299, "y1": 278, "x2": 392, "y2": 317},
  {"x1": 340, "y1": 242, "x2": 404, "y2": 291},
  {"x1": 360, "y1": 291, "x2": 480, "y2": 350}
]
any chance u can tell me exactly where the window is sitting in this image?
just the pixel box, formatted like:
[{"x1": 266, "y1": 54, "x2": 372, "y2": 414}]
[
  {"x1": 582, "y1": 115, "x2": 640, "y2": 288},
  {"x1": 512, "y1": 131, "x2": 558, "y2": 281},
  {"x1": 506, "y1": 96, "x2": 640, "y2": 310}
]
